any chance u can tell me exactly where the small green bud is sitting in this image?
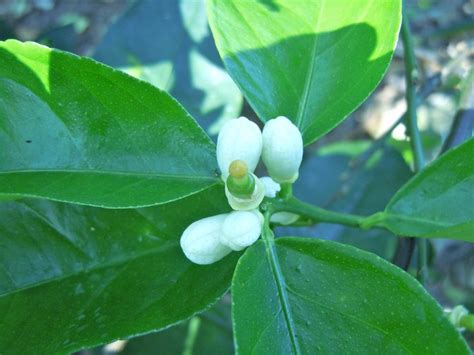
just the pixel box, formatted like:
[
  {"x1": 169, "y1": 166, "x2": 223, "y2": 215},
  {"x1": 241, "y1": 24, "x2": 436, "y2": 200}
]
[{"x1": 226, "y1": 160, "x2": 256, "y2": 199}]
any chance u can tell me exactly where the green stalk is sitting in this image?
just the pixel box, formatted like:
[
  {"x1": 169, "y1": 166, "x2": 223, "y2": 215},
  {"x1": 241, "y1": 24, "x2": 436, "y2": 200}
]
[
  {"x1": 460, "y1": 314, "x2": 474, "y2": 331},
  {"x1": 401, "y1": 7, "x2": 428, "y2": 284},
  {"x1": 271, "y1": 197, "x2": 366, "y2": 228}
]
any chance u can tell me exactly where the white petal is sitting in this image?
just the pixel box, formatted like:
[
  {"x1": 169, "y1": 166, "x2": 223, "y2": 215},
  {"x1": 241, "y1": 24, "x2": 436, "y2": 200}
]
[
  {"x1": 260, "y1": 176, "x2": 281, "y2": 198},
  {"x1": 217, "y1": 117, "x2": 262, "y2": 180},
  {"x1": 262, "y1": 116, "x2": 303, "y2": 183},
  {"x1": 270, "y1": 212, "x2": 299, "y2": 225},
  {"x1": 220, "y1": 210, "x2": 263, "y2": 251},
  {"x1": 180, "y1": 214, "x2": 232, "y2": 265}
]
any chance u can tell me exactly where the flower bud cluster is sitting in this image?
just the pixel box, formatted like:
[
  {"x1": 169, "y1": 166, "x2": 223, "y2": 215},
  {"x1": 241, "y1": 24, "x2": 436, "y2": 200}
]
[
  {"x1": 180, "y1": 116, "x2": 303, "y2": 264},
  {"x1": 180, "y1": 210, "x2": 263, "y2": 265}
]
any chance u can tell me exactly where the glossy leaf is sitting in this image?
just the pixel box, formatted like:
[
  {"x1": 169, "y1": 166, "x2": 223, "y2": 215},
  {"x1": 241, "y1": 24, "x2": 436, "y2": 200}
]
[
  {"x1": 232, "y1": 237, "x2": 469, "y2": 354},
  {"x1": 0, "y1": 185, "x2": 238, "y2": 354},
  {"x1": 278, "y1": 142, "x2": 412, "y2": 258},
  {"x1": 370, "y1": 138, "x2": 474, "y2": 242},
  {"x1": 93, "y1": 0, "x2": 243, "y2": 136},
  {"x1": 207, "y1": 0, "x2": 401, "y2": 144},
  {"x1": 0, "y1": 39, "x2": 219, "y2": 208},
  {"x1": 120, "y1": 300, "x2": 233, "y2": 355}
]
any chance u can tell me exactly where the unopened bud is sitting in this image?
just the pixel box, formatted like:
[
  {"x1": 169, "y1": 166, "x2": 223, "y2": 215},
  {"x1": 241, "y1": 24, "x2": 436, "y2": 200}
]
[
  {"x1": 220, "y1": 210, "x2": 263, "y2": 251},
  {"x1": 262, "y1": 116, "x2": 303, "y2": 183},
  {"x1": 271, "y1": 212, "x2": 299, "y2": 225},
  {"x1": 180, "y1": 214, "x2": 231, "y2": 265},
  {"x1": 217, "y1": 117, "x2": 262, "y2": 181}
]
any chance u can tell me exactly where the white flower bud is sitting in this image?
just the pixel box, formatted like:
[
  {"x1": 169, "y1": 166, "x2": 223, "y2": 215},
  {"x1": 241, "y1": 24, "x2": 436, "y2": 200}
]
[
  {"x1": 446, "y1": 305, "x2": 469, "y2": 330},
  {"x1": 271, "y1": 212, "x2": 299, "y2": 225},
  {"x1": 260, "y1": 176, "x2": 281, "y2": 198},
  {"x1": 180, "y1": 214, "x2": 232, "y2": 265},
  {"x1": 217, "y1": 117, "x2": 262, "y2": 181},
  {"x1": 262, "y1": 116, "x2": 303, "y2": 183},
  {"x1": 225, "y1": 174, "x2": 265, "y2": 210},
  {"x1": 220, "y1": 210, "x2": 263, "y2": 251}
]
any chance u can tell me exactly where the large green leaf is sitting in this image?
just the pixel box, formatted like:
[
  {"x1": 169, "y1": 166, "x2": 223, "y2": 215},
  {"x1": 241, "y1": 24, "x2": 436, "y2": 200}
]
[
  {"x1": 120, "y1": 299, "x2": 233, "y2": 355},
  {"x1": 278, "y1": 141, "x2": 412, "y2": 259},
  {"x1": 93, "y1": 0, "x2": 243, "y2": 136},
  {"x1": 207, "y1": 0, "x2": 401, "y2": 144},
  {"x1": 232, "y1": 237, "x2": 469, "y2": 354},
  {"x1": 0, "y1": 39, "x2": 219, "y2": 208},
  {"x1": 368, "y1": 138, "x2": 474, "y2": 242},
  {"x1": 0, "y1": 185, "x2": 238, "y2": 354}
]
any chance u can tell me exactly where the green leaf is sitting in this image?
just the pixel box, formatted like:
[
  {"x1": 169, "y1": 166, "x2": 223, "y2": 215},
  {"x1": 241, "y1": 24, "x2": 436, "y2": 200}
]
[
  {"x1": 207, "y1": 0, "x2": 401, "y2": 144},
  {"x1": 371, "y1": 138, "x2": 474, "y2": 242},
  {"x1": 93, "y1": 0, "x2": 243, "y2": 136},
  {"x1": 120, "y1": 300, "x2": 233, "y2": 355},
  {"x1": 0, "y1": 185, "x2": 238, "y2": 354},
  {"x1": 232, "y1": 237, "x2": 469, "y2": 354},
  {"x1": 278, "y1": 142, "x2": 413, "y2": 259},
  {"x1": 0, "y1": 39, "x2": 219, "y2": 208}
]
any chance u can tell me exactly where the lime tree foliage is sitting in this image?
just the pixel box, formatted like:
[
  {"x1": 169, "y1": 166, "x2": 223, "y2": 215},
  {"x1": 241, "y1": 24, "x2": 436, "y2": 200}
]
[{"x1": 0, "y1": 0, "x2": 472, "y2": 353}]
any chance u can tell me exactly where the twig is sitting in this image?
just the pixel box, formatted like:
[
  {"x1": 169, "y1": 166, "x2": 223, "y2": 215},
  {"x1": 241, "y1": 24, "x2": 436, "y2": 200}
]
[
  {"x1": 400, "y1": 7, "x2": 428, "y2": 284},
  {"x1": 349, "y1": 73, "x2": 441, "y2": 170},
  {"x1": 441, "y1": 69, "x2": 474, "y2": 152}
]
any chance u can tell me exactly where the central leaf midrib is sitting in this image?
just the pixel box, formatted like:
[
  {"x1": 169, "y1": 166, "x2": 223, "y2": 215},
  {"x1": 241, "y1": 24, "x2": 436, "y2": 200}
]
[
  {"x1": 262, "y1": 238, "x2": 302, "y2": 354},
  {"x1": 0, "y1": 169, "x2": 219, "y2": 181},
  {"x1": 294, "y1": 0, "x2": 325, "y2": 129}
]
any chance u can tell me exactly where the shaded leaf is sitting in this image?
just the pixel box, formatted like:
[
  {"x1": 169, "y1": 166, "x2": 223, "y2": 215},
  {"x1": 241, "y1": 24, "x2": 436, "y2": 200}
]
[
  {"x1": 207, "y1": 0, "x2": 401, "y2": 144},
  {"x1": 93, "y1": 0, "x2": 243, "y2": 136},
  {"x1": 370, "y1": 138, "x2": 474, "y2": 242},
  {"x1": 120, "y1": 300, "x2": 233, "y2": 355},
  {"x1": 0, "y1": 185, "x2": 238, "y2": 354}
]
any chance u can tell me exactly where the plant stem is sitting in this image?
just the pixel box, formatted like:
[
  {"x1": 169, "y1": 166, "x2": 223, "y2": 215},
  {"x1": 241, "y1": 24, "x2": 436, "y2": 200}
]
[
  {"x1": 460, "y1": 314, "x2": 474, "y2": 331},
  {"x1": 349, "y1": 73, "x2": 441, "y2": 170},
  {"x1": 401, "y1": 12, "x2": 424, "y2": 172},
  {"x1": 271, "y1": 197, "x2": 365, "y2": 228},
  {"x1": 401, "y1": 8, "x2": 428, "y2": 284}
]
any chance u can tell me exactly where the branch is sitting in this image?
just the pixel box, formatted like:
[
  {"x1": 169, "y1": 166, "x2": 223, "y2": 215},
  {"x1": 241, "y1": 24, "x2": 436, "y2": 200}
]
[
  {"x1": 400, "y1": 8, "x2": 428, "y2": 284},
  {"x1": 270, "y1": 197, "x2": 365, "y2": 228}
]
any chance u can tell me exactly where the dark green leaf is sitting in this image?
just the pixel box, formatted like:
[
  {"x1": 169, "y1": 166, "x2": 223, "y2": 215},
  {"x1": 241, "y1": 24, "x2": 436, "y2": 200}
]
[
  {"x1": 120, "y1": 299, "x2": 233, "y2": 355},
  {"x1": 0, "y1": 185, "x2": 238, "y2": 354},
  {"x1": 370, "y1": 138, "x2": 474, "y2": 242},
  {"x1": 0, "y1": 39, "x2": 219, "y2": 208},
  {"x1": 232, "y1": 237, "x2": 469, "y2": 353},
  {"x1": 93, "y1": 0, "x2": 243, "y2": 136},
  {"x1": 207, "y1": 0, "x2": 401, "y2": 144},
  {"x1": 278, "y1": 142, "x2": 413, "y2": 258}
]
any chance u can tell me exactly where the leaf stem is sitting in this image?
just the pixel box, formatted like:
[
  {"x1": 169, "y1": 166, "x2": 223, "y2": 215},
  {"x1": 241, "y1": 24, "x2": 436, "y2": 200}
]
[
  {"x1": 401, "y1": 7, "x2": 428, "y2": 284},
  {"x1": 271, "y1": 197, "x2": 366, "y2": 228},
  {"x1": 460, "y1": 314, "x2": 474, "y2": 331}
]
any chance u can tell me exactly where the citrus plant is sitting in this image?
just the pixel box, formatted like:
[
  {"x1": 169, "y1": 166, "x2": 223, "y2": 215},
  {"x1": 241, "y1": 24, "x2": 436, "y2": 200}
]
[{"x1": 0, "y1": 0, "x2": 472, "y2": 354}]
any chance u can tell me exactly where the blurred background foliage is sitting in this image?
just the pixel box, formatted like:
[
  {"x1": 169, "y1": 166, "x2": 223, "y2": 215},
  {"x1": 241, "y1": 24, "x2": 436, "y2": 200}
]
[{"x1": 0, "y1": 0, "x2": 473, "y2": 353}]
